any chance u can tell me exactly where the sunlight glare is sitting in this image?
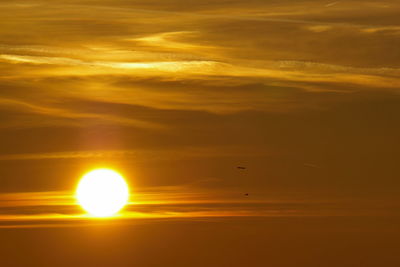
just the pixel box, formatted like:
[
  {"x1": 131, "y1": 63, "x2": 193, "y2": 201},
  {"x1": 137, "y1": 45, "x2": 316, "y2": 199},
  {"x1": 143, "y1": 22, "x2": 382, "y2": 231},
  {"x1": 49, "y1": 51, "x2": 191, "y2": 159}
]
[{"x1": 76, "y1": 169, "x2": 129, "y2": 217}]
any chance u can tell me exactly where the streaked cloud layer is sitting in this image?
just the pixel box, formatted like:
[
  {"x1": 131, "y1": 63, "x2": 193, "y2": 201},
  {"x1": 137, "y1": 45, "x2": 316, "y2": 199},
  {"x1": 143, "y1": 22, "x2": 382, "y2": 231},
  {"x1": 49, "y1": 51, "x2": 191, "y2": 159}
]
[{"x1": 1, "y1": 186, "x2": 397, "y2": 229}]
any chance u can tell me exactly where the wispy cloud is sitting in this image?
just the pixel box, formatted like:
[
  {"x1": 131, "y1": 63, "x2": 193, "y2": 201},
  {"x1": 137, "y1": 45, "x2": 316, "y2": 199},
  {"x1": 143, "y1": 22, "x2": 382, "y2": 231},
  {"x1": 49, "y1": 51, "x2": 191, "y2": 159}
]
[
  {"x1": 0, "y1": 146, "x2": 268, "y2": 161},
  {"x1": 0, "y1": 0, "x2": 400, "y2": 218},
  {"x1": 1, "y1": 53, "x2": 399, "y2": 91},
  {"x1": 0, "y1": 0, "x2": 399, "y2": 117},
  {"x1": 0, "y1": 98, "x2": 164, "y2": 129},
  {"x1": 0, "y1": 187, "x2": 384, "y2": 228},
  {"x1": 325, "y1": 1, "x2": 340, "y2": 8}
]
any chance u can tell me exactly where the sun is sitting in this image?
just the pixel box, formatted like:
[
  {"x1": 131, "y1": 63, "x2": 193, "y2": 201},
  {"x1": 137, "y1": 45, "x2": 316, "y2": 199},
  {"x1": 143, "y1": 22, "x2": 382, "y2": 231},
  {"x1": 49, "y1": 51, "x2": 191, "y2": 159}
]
[{"x1": 76, "y1": 168, "x2": 129, "y2": 217}]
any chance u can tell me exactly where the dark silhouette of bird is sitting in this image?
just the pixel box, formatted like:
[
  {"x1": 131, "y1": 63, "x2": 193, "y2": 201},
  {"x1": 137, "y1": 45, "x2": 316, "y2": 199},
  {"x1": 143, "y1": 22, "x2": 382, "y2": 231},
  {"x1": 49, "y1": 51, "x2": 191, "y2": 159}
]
[
  {"x1": 237, "y1": 166, "x2": 246, "y2": 170},
  {"x1": 244, "y1": 193, "x2": 249, "y2": 196}
]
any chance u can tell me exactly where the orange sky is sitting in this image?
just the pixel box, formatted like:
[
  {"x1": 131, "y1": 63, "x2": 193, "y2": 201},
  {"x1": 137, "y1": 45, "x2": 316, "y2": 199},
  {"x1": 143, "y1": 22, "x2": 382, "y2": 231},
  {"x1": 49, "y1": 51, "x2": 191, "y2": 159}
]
[{"x1": 0, "y1": 0, "x2": 400, "y2": 266}]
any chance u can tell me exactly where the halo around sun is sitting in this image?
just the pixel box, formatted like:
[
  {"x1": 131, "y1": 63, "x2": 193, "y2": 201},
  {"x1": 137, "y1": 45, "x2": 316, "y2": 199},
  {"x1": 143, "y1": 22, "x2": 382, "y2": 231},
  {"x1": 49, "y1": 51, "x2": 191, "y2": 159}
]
[{"x1": 76, "y1": 168, "x2": 129, "y2": 217}]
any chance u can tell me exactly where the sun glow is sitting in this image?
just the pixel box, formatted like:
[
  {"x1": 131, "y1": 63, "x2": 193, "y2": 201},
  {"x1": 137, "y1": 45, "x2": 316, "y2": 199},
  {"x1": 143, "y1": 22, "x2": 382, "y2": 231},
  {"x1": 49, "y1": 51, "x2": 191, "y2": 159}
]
[{"x1": 76, "y1": 169, "x2": 129, "y2": 217}]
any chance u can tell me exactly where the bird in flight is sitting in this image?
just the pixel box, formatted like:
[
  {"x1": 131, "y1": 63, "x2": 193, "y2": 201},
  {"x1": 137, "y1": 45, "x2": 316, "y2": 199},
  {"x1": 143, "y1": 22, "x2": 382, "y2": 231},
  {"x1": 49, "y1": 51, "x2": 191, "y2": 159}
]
[{"x1": 237, "y1": 166, "x2": 246, "y2": 170}]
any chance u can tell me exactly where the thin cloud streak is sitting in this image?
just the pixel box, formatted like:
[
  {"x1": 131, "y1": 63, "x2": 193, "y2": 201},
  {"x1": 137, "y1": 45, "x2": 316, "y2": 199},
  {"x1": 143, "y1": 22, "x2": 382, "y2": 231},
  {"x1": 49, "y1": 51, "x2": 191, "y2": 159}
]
[
  {"x1": 0, "y1": 189, "x2": 305, "y2": 228},
  {"x1": 1, "y1": 53, "x2": 399, "y2": 91},
  {"x1": 0, "y1": 146, "x2": 268, "y2": 161},
  {"x1": 58, "y1": 3, "x2": 400, "y2": 29},
  {"x1": 0, "y1": 187, "x2": 396, "y2": 228},
  {"x1": 0, "y1": 98, "x2": 164, "y2": 129}
]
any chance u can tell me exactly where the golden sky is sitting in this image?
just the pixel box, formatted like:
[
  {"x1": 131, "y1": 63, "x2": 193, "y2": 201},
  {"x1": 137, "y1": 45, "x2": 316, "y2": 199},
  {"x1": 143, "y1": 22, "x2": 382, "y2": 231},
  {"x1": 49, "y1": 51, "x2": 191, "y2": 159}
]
[{"x1": 0, "y1": 0, "x2": 400, "y2": 266}]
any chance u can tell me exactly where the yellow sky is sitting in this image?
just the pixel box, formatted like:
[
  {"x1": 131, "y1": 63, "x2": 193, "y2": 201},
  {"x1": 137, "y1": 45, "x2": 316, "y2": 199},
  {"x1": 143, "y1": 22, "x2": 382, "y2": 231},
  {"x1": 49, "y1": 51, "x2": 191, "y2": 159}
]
[
  {"x1": 0, "y1": 2, "x2": 400, "y2": 265},
  {"x1": 1, "y1": 0, "x2": 400, "y2": 215}
]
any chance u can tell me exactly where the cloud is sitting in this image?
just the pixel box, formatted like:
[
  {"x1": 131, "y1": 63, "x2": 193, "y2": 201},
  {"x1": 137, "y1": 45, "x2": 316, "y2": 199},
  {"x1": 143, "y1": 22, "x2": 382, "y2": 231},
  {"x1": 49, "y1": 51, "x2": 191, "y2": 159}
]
[
  {"x1": 361, "y1": 26, "x2": 400, "y2": 34},
  {"x1": 325, "y1": 1, "x2": 340, "y2": 8},
  {"x1": 0, "y1": 186, "x2": 387, "y2": 228},
  {"x1": 0, "y1": 97, "x2": 164, "y2": 129},
  {"x1": 0, "y1": 146, "x2": 268, "y2": 161},
  {"x1": 306, "y1": 25, "x2": 333, "y2": 32},
  {"x1": 0, "y1": 0, "x2": 399, "y2": 119},
  {"x1": 0, "y1": 0, "x2": 400, "y2": 209},
  {"x1": 1, "y1": 51, "x2": 398, "y2": 89}
]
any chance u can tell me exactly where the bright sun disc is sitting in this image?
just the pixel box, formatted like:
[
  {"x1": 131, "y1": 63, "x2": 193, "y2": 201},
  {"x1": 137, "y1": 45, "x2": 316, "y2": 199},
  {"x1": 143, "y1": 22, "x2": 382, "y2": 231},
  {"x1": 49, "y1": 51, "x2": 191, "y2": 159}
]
[{"x1": 76, "y1": 169, "x2": 129, "y2": 217}]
